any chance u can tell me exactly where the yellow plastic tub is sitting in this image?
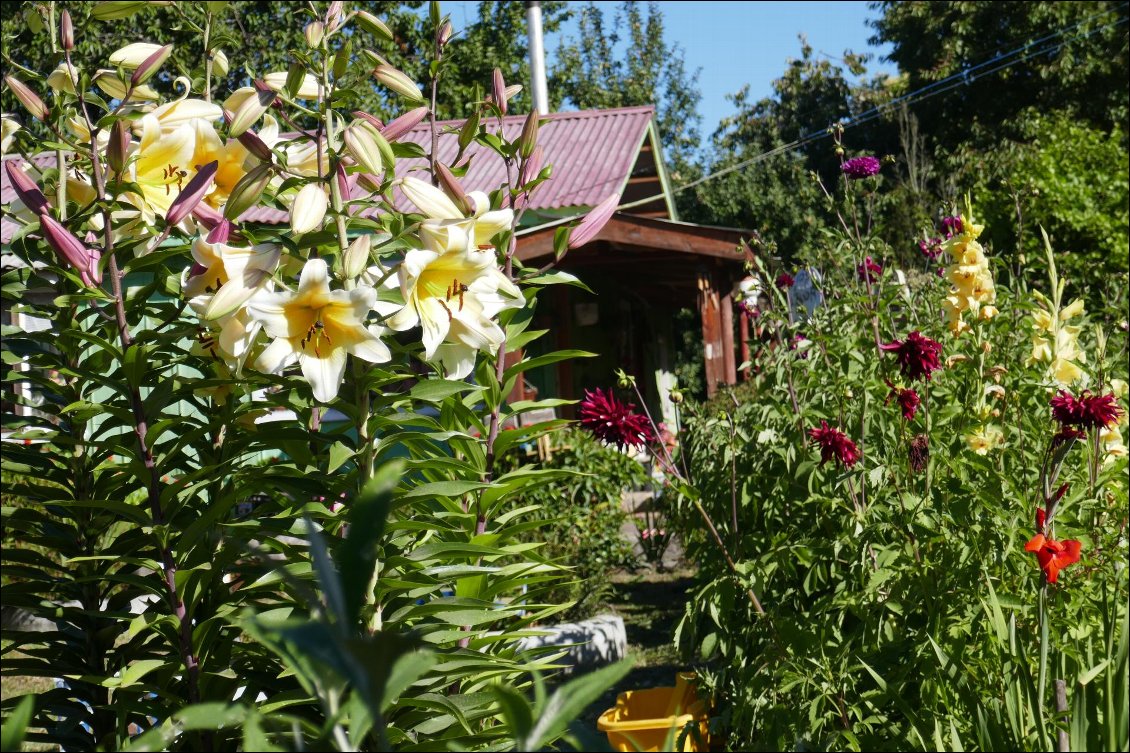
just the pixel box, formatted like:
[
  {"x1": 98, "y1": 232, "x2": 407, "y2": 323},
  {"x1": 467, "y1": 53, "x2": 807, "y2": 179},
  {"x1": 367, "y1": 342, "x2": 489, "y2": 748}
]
[{"x1": 597, "y1": 672, "x2": 710, "y2": 752}]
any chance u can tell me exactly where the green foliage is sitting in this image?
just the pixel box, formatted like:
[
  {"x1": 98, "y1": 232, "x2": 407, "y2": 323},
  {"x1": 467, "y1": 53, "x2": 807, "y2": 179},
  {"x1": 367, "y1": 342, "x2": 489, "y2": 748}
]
[
  {"x1": 671, "y1": 191, "x2": 1130, "y2": 750},
  {"x1": 500, "y1": 429, "x2": 645, "y2": 619}
]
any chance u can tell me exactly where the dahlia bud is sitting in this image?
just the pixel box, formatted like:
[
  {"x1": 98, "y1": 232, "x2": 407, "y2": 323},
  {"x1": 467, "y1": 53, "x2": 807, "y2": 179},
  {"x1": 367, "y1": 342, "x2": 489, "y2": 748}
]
[
  {"x1": 374, "y1": 65, "x2": 424, "y2": 104},
  {"x1": 165, "y1": 160, "x2": 218, "y2": 227},
  {"x1": 4, "y1": 76, "x2": 48, "y2": 121},
  {"x1": 669, "y1": 390, "x2": 683, "y2": 404},
  {"x1": 61, "y1": 10, "x2": 74, "y2": 50},
  {"x1": 290, "y1": 182, "x2": 329, "y2": 235},
  {"x1": 106, "y1": 119, "x2": 131, "y2": 174}
]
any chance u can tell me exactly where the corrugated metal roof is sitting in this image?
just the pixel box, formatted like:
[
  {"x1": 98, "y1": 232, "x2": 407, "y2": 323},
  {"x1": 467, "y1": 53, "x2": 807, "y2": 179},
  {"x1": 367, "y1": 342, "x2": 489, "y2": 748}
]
[{"x1": 2, "y1": 106, "x2": 657, "y2": 243}]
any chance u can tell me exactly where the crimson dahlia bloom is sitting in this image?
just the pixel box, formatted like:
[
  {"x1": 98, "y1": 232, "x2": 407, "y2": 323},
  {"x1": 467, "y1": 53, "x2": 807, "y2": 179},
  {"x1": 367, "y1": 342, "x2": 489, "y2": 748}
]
[
  {"x1": 886, "y1": 383, "x2": 921, "y2": 420},
  {"x1": 857, "y1": 256, "x2": 883, "y2": 283},
  {"x1": 776, "y1": 272, "x2": 795, "y2": 288},
  {"x1": 880, "y1": 331, "x2": 943, "y2": 382},
  {"x1": 1050, "y1": 390, "x2": 1123, "y2": 430},
  {"x1": 578, "y1": 388, "x2": 654, "y2": 450},
  {"x1": 841, "y1": 156, "x2": 881, "y2": 179},
  {"x1": 809, "y1": 421, "x2": 861, "y2": 468},
  {"x1": 1024, "y1": 534, "x2": 1082, "y2": 584}
]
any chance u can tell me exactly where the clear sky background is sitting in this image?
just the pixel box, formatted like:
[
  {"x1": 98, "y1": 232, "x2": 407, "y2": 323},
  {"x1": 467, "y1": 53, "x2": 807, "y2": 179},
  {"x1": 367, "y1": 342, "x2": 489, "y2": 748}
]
[{"x1": 444, "y1": 1, "x2": 899, "y2": 135}]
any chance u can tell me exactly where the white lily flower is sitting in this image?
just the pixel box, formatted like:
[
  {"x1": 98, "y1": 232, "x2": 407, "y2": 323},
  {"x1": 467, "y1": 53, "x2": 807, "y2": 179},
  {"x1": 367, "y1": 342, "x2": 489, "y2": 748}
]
[
  {"x1": 386, "y1": 223, "x2": 523, "y2": 379},
  {"x1": 396, "y1": 176, "x2": 514, "y2": 248},
  {"x1": 247, "y1": 258, "x2": 391, "y2": 403},
  {"x1": 1, "y1": 114, "x2": 20, "y2": 154},
  {"x1": 46, "y1": 63, "x2": 79, "y2": 94},
  {"x1": 149, "y1": 98, "x2": 223, "y2": 130},
  {"x1": 184, "y1": 236, "x2": 282, "y2": 319}
]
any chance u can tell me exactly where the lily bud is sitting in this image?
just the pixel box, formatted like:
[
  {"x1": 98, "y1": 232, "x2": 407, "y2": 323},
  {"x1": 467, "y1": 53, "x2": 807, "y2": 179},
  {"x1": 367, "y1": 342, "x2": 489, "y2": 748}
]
[
  {"x1": 192, "y1": 201, "x2": 224, "y2": 230},
  {"x1": 335, "y1": 163, "x2": 351, "y2": 204},
  {"x1": 326, "y1": 1, "x2": 344, "y2": 30},
  {"x1": 224, "y1": 163, "x2": 273, "y2": 221},
  {"x1": 435, "y1": 162, "x2": 471, "y2": 215},
  {"x1": 518, "y1": 144, "x2": 544, "y2": 187},
  {"x1": 381, "y1": 106, "x2": 428, "y2": 142},
  {"x1": 458, "y1": 109, "x2": 480, "y2": 151},
  {"x1": 290, "y1": 182, "x2": 329, "y2": 235},
  {"x1": 109, "y1": 42, "x2": 163, "y2": 70},
  {"x1": 227, "y1": 81, "x2": 275, "y2": 137},
  {"x1": 41, "y1": 214, "x2": 102, "y2": 286},
  {"x1": 263, "y1": 71, "x2": 320, "y2": 100},
  {"x1": 436, "y1": 20, "x2": 453, "y2": 48},
  {"x1": 61, "y1": 10, "x2": 74, "y2": 50},
  {"x1": 236, "y1": 128, "x2": 273, "y2": 162},
  {"x1": 355, "y1": 10, "x2": 393, "y2": 41},
  {"x1": 344, "y1": 123, "x2": 387, "y2": 176},
  {"x1": 2, "y1": 115, "x2": 22, "y2": 154},
  {"x1": 5, "y1": 162, "x2": 50, "y2": 215},
  {"x1": 333, "y1": 39, "x2": 351, "y2": 79},
  {"x1": 106, "y1": 119, "x2": 131, "y2": 174},
  {"x1": 131, "y1": 44, "x2": 174, "y2": 86},
  {"x1": 305, "y1": 21, "x2": 325, "y2": 48},
  {"x1": 397, "y1": 176, "x2": 462, "y2": 219},
  {"x1": 4, "y1": 76, "x2": 48, "y2": 121},
  {"x1": 343, "y1": 234, "x2": 371, "y2": 279},
  {"x1": 166, "y1": 160, "x2": 218, "y2": 226},
  {"x1": 374, "y1": 65, "x2": 424, "y2": 104},
  {"x1": 206, "y1": 218, "x2": 235, "y2": 244},
  {"x1": 518, "y1": 112, "x2": 538, "y2": 159},
  {"x1": 491, "y1": 68, "x2": 506, "y2": 115},
  {"x1": 568, "y1": 192, "x2": 620, "y2": 249},
  {"x1": 357, "y1": 172, "x2": 383, "y2": 193},
  {"x1": 212, "y1": 49, "x2": 229, "y2": 77}
]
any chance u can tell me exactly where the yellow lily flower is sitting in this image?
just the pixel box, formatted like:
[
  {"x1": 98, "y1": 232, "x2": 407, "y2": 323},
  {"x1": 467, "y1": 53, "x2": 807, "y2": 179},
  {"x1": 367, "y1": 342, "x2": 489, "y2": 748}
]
[
  {"x1": 247, "y1": 258, "x2": 391, "y2": 402},
  {"x1": 965, "y1": 424, "x2": 1004, "y2": 455}
]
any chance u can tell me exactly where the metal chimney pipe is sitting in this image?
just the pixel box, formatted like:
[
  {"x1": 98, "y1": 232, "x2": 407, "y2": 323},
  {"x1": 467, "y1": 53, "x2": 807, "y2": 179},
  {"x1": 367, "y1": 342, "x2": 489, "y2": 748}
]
[{"x1": 525, "y1": 1, "x2": 549, "y2": 115}]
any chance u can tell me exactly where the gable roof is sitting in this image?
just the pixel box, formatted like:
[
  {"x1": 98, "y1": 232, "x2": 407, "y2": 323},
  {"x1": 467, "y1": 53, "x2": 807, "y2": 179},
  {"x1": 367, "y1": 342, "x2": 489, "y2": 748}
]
[{"x1": 2, "y1": 106, "x2": 672, "y2": 243}]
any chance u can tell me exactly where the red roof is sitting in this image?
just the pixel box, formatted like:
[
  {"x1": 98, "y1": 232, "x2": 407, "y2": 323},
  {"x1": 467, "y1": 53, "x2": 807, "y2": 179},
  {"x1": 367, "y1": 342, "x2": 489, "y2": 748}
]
[{"x1": 2, "y1": 106, "x2": 657, "y2": 243}]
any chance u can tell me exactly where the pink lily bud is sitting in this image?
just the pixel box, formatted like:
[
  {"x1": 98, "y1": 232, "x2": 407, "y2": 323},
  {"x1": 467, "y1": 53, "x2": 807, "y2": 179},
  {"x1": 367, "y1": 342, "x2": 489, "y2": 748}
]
[
  {"x1": 206, "y1": 218, "x2": 235, "y2": 244},
  {"x1": 356, "y1": 172, "x2": 382, "y2": 193},
  {"x1": 568, "y1": 192, "x2": 620, "y2": 250},
  {"x1": 131, "y1": 44, "x2": 173, "y2": 86},
  {"x1": 5, "y1": 162, "x2": 51, "y2": 215},
  {"x1": 518, "y1": 145, "x2": 544, "y2": 188},
  {"x1": 381, "y1": 106, "x2": 428, "y2": 142},
  {"x1": 4, "y1": 76, "x2": 48, "y2": 121},
  {"x1": 518, "y1": 112, "x2": 538, "y2": 159},
  {"x1": 106, "y1": 120, "x2": 131, "y2": 175},
  {"x1": 61, "y1": 10, "x2": 74, "y2": 50},
  {"x1": 165, "y1": 160, "x2": 219, "y2": 226},
  {"x1": 41, "y1": 214, "x2": 102, "y2": 286},
  {"x1": 352, "y1": 111, "x2": 384, "y2": 131},
  {"x1": 436, "y1": 20, "x2": 453, "y2": 48},
  {"x1": 235, "y1": 128, "x2": 274, "y2": 162},
  {"x1": 491, "y1": 68, "x2": 506, "y2": 115},
  {"x1": 435, "y1": 162, "x2": 471, "y2": 215},
  {"x1": 191, "y1": 201, "x2": 223, "y2": 230},
  {"x1": 335, "y1": 163, "x2": 351, "y2": 204}
]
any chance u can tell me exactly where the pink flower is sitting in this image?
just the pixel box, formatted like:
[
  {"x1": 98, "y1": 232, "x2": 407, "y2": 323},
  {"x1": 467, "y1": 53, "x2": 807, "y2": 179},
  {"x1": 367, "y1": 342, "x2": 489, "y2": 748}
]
[
  {"x1": 918, "y1": 236, "x2": 944, "y2": 260},
  {"x1": 808, "y1": 421, "x2": 861, "y2": 468},
  {"x1": 578, "y1": 388, "x2": 654, "y2": 450},
  {"x1": 857, "y1": 256, "x2": 883, "y2": 283},
  {"x1": 775, "y1": 272, "x2": 795, "y2": 288},
  {"x1": 841, "y1": 156, "x2": 881, "y2": 179},
  {"x1": 940, "y1": 215, "x2": 963, "y2": 239},
  {"x1": 880, "y1": 331, "x2": 943, "y2": 382},
  {"x1": 1050, "y1": 390, "x2": 1123, "y2": 430}
]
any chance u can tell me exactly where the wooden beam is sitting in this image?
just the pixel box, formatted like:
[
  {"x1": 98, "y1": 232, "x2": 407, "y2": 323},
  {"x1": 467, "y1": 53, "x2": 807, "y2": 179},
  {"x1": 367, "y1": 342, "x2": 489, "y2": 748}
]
[
  {"x1": 719, "y1": 272, "x2": 737, "y2": 386},
  {"x1": 516, "y1": 214, "x2": 748, "y2": 263},
  {"x1": 697, "y1": 269, "x2": 723, "y2": 397}
]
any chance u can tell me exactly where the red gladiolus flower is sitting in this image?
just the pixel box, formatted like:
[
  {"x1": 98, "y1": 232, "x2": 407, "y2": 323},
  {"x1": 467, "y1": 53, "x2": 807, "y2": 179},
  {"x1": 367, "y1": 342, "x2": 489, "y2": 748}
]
[
  {"x1": 578, "y1": 388, "x2": 654, "y2": 450},
  {"x1": 1050, "y1": 390, "x2": 1123, "y2": 430},
  {"x1": 880, "y1": 331, "x2": 943, "y2": 382},
  {"x1": 857, "y1": 256, "x2": 883, "y2": 283},
  {"x1": 1024, "y1": 534, "x2": 1082, "y2": 584},
  {"x1": 775, "y1": 272, "x2": 795, "y2": 288},
  {"x1": 808, "y1": 421, "x2": 861, "y2": 468},
  {"x1": 1035, "y1": 507, "x2": 1046, "y2": 532},
  {"x1": 885, "y1": 382, "x2": 921, "y2": 420}
]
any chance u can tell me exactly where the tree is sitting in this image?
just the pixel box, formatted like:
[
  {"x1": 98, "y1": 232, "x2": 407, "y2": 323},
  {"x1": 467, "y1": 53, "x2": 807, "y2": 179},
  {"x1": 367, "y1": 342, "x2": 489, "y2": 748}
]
[{"x1": 550, "y1": 1, "x2": 702, "y2": 181}]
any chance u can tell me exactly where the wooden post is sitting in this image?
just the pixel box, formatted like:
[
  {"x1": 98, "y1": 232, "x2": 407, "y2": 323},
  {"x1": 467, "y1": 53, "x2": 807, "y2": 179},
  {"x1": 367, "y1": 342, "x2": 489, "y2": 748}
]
[
  {"x1": 697, "y1": 269, "x2": 723, "y2": 397},
  {"x1": 739, "y1": 310, "x2": 750, "y2": 380},
  {"x1": 719, "y1": 271, "x2": 737, "y2": 386}
]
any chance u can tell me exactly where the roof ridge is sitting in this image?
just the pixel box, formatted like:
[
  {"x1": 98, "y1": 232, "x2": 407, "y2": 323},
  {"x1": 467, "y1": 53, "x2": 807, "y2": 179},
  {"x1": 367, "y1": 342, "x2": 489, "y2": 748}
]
[{"x1": 419, "y1": 105, "x2": 656, "y2": 130}]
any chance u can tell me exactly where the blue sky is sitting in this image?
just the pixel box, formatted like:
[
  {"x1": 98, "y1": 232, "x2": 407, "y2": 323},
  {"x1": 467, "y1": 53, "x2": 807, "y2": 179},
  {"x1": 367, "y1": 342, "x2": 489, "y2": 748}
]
[{"x1": 444, "y1": 1, "x2": 898, "y2": 133}]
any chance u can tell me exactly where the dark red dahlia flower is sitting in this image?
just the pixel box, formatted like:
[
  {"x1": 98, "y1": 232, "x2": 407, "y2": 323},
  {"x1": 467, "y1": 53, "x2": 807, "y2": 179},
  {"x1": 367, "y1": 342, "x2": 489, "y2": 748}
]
[
  {"x1": 1050, "y1": 390, "x2": 1123, "y2": 430},
  {"x1": 841, "y1": 156, "x2": 881, "y2": 179},
  {"x1": 775, "y1": 272, "x2": 795, "y2": 289},
  {"x1": 857, "y1": 256, "x2": 883, "y2": 283},
  {"x1": 880, "y1": 331, "x2": 943, "y2": 382},
  {"x1": 578, "y1": 388, "x2": 654, "y2": 450},
  {"x1": 808, "y1": 420, "x2": 861, "y2": 468},
  {"x1": 885, "y1": 383, "x2": 921, "y2": 420}
]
